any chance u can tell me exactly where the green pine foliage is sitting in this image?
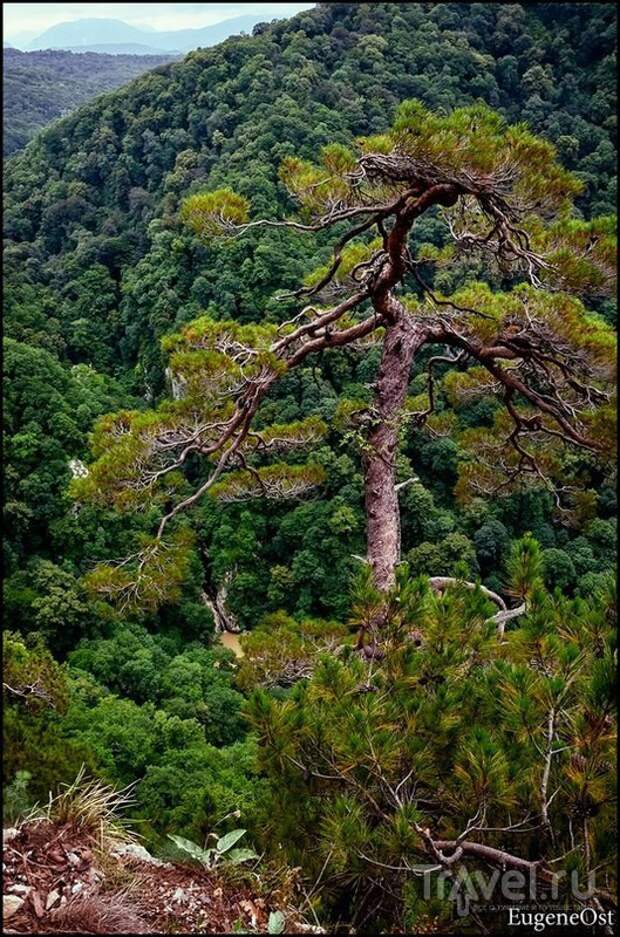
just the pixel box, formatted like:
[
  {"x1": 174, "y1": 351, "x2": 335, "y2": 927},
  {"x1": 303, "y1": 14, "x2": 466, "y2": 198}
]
[
  {"x1": 2, "y1": 4, "x2": 617, "y2": 932},
  {"x1": 244, "y1": 547, "x2": 616, "y2": 929}
]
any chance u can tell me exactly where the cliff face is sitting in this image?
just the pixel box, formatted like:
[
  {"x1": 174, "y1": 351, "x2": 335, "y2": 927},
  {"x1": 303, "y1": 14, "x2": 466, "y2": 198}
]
[{"x1": 3, "y1": 820, "x2": 304, "y2": 933}]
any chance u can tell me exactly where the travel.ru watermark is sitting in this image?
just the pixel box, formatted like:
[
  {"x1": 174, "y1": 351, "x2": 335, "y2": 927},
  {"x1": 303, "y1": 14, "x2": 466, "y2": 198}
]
[{"x1": 420, "y1": 865, "x2": 615, "y2": 930}]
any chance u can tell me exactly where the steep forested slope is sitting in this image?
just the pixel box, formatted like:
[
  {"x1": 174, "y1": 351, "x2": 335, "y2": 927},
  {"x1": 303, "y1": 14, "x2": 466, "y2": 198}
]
[
  {"x1": 3, "y1": 48, "x2": 178, "y2": 156},
  {"x1": 4, "y1": 0, "x2": 616, "y2": 580},
  {"x1": 5, "y1": 3, "x2": 616, "y2": 367},
  {"x1": 3, "y1": 5, "x2": 617, "y2": 927}
]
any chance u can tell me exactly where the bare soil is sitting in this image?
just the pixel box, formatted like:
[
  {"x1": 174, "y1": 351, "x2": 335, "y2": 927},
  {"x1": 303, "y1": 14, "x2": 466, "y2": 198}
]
[{"x1": 3, "y1": 819, "x2": 301, "y2": 933}]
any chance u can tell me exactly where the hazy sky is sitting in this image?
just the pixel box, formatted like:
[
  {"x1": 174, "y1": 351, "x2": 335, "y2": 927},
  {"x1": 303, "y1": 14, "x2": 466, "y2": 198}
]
[{"x1": 3, "y1": 3, "x2": 315, "y2": 40}]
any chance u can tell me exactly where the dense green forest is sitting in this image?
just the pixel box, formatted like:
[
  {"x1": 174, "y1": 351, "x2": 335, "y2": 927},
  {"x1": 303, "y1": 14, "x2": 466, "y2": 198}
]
[
  {"x1": 3, "y1": 48, "x2": 177, "y2": 156},
  {"x1": 3, "y1": 3, "x2": 617, "y2": 932}
]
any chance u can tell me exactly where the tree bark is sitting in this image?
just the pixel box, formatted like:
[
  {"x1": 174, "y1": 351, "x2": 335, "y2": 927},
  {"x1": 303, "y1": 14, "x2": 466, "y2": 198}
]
[
  {"x1": 362, "y1": 185, "x2": 458, "y2": 595},
  {"x1": 363, "y1": 311, "x2": 426, "y2": 591}
]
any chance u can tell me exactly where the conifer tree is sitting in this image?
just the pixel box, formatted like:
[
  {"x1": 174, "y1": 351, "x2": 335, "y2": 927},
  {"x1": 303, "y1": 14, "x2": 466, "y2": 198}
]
[
  {"x1": 75, "y1": 102, "x2": 616, "y2": 616},
  {"x1": 243, "y1": 539, "x2": 617, "y2": 929}
]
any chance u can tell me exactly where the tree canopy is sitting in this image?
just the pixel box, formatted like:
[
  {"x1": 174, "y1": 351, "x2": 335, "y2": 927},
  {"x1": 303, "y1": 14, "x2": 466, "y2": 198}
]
[
  {"x1": 74, "y1": 100, "x2": 616, "y2": 615},
  {"x1": 2, "y1": 5, "x2": 617, "y2": 931}
]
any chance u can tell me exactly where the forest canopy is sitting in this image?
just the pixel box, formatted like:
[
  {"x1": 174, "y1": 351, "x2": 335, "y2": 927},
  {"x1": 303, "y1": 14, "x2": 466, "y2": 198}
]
[
  {"x1": 3, "y1": 47, "x2": 178, "y2": 157},
  {"x1": 2, "y1": 4, "x2": 617, "y2": 933}
]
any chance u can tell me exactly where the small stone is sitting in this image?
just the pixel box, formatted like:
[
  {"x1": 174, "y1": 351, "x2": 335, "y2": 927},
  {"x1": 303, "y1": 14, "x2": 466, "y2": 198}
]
[
  {"x1": 45, "y1": 889, "x2": 60, "y2": 910},
  {"x1": 67, "y1": 852, "x2": 81, "y2": 867},
  {"x1": 2, "y1": 829, "x2": 19, "y2": 845},
  {"x1": 71, "y1": 882, "x2": 84, "y2": 895},
  {"x1": 3, "y1": 895, "x2": 24, "y2": 920},
  {"x1": 7, "y1": 884, "x2": 31, "y2": 896},
  {"x1": 172, "y1": 887, "x2": 187, "y2": 904},
  {"x1": 112, "y1": 842, "x2": 167, "y2": 866}
]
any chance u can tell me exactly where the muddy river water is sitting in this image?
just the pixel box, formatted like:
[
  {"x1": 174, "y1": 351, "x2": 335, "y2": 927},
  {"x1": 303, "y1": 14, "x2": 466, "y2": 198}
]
[{"x1": 217, "y1": 630, "x2": 244, "y2": 658}]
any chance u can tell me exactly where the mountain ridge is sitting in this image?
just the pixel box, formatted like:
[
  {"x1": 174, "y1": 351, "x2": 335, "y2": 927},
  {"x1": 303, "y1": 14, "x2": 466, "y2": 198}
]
[
  {"x1": 23, "y1": 13, "x2": 288, "y2": 54},
  {"x1": 4, "y1": 1, "x2": 614, "y2": 403},
  {"x1": 3, "y1": 46, "x2": 179, "y2": 156},
  {"x1": 2, "y1": 8, "x2": 617, "y2": 933},
  {"x1": 62, "y1": 43, "x2": 182, "y2": 56}
]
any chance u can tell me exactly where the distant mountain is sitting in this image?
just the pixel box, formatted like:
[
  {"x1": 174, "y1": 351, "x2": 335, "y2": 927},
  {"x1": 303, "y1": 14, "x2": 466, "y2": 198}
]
[
  {"x1": 3, "y1": 47, "x2": 178, "y2": 156},
  {"x1": 5, "y1": 29, "x2": 38, "y2": 48},
  {"x1": 137, "y1": 13, "x2": 275, "y2": 51},
  {"x1": 27, "y1": 18, "x2": 152, "y2": 50},
  {"x1": 65, "y1": 43, "x2": 181, "y2": 56},
  {"x1": 26, "y1": 13, "x2": 282, "y2": 54}
]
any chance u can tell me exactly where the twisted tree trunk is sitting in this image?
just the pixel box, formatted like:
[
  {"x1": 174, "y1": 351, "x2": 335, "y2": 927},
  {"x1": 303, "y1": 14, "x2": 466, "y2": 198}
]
[
  {"x1": 363, "y1": 184, "x2": 458, "y2": 595},
  {"x1": 363, "y1": 312, "x2": 426, "y2": 591}
]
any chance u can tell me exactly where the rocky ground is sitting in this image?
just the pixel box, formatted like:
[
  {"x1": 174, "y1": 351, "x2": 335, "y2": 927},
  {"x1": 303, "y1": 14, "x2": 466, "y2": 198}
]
[{"x1": 3, "y1": 821, "x2": 307, "y2": 933}]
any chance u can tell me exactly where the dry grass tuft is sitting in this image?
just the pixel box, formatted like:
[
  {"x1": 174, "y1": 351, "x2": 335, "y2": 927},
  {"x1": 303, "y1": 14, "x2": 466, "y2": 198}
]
[
  {"x1": 50, "y1": 889, "x2": 148, "y2": 933},
  {"x1": 24, "y1": 765, "x2": 138, "y2": 850}
]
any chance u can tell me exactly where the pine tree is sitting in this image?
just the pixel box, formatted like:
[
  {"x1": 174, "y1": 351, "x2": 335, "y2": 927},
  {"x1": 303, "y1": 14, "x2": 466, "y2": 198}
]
[
  {"x1": 75, "y1": 102, "x2": 616, "y2": 617},
  {"x1": 242, "y1": 540, "x2": 616, "y2": 930}
]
